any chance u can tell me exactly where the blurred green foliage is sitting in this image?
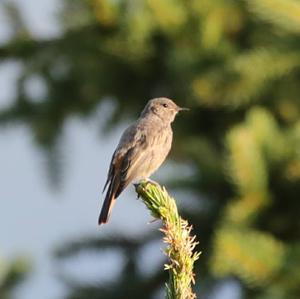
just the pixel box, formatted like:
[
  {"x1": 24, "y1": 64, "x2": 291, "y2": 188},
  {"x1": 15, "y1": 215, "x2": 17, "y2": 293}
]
[
  {"x1": 0, "y1": 256, "x2": 30, "y2": 299},
  {"x1": 1, "y1": 0, "x2": 300, "y2": 298}
]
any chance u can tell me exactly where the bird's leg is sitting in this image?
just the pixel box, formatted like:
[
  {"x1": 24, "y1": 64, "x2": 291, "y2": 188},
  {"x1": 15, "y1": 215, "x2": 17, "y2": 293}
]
[{"x1": 134, "y1": 178, "x2": 159, "y2": 187}]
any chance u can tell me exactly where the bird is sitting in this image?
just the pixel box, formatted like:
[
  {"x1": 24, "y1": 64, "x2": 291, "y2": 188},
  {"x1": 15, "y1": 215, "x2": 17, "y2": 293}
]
[{"x1": 98, "y1": 97, "x2": 188, "y2": 225}]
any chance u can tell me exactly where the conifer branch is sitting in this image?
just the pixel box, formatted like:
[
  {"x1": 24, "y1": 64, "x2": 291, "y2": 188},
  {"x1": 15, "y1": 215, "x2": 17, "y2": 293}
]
[{"x1": 135, "y1": 181, "x2": 200, "y2": 299}]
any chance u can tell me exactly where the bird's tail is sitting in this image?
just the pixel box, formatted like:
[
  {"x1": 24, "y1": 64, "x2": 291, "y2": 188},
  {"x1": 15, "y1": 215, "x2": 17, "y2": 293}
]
[{"x1": 98, "y1": 180, "x2": 117, "y2": 225}]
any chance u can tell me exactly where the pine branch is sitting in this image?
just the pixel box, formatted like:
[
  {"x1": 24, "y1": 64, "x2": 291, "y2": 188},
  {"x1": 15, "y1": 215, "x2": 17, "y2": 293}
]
[
  {"x1": 135, "y1": 181, "x2": 200, "y2": 299},
  {"x1": 247, "y1": 0, "x2": 300, "y2": 34}
]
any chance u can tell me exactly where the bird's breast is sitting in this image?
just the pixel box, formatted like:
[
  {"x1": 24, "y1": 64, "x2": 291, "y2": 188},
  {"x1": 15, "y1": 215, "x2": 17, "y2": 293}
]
[{"x1": 138, "y1": 125, "x2": 173, "y2": 178}]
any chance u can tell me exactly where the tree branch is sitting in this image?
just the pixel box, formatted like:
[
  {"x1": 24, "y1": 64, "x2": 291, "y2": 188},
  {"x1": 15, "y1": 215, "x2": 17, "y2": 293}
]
[{"x1": 135, "y1": 181, "x2": 200, "y2": 299}]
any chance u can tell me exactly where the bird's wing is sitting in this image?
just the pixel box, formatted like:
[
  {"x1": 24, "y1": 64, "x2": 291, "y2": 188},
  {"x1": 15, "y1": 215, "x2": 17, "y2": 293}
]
[
  {"x1": 102, "y1": 149, "x2": 116, "y2": 193},
  {"x1": 114, "y1": 132, "x2": 149, "y2": 197},
  {"x1": 102, "y1": 123, "x2": 147, "y2": 193}
]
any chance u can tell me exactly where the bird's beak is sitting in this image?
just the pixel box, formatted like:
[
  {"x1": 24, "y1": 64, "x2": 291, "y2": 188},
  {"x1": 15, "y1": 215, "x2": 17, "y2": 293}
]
[{"x1": 177, "y1": 106, "x2": 190, "y2": 112}]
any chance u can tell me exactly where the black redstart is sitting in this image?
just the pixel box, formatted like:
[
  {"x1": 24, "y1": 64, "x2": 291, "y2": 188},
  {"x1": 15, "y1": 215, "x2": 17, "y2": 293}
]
[{"x1": 99, "y1": 97, "x2": 188, "y2": 225}]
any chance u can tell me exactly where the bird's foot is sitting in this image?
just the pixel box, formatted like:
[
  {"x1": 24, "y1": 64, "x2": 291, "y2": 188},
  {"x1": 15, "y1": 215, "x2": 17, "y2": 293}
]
[
  {"x1": 143, "y1": 178, "x2": 160, "y2": 187},
  {"x1": 134, "y1": 179, "x2": 161, "y2": 200}
]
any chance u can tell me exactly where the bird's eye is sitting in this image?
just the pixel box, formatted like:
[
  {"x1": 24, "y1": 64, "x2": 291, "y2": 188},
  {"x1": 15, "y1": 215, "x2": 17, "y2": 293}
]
[{"x1": 162, "y1": 103, "x2": 168, "y2": 108}]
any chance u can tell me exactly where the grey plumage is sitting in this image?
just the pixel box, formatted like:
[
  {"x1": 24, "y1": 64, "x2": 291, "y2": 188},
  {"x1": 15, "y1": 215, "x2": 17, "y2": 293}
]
[{"x1": 99, "y1": 97, "x2": 188, "y2": 225}]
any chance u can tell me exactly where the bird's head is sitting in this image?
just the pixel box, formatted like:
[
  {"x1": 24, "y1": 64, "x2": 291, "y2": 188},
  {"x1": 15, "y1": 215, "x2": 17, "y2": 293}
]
[{"x1": 141, "y1": 97, "x2": 189, "y2": 123}]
